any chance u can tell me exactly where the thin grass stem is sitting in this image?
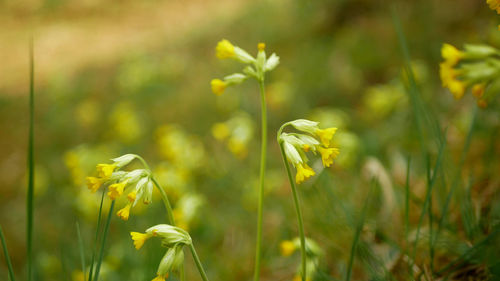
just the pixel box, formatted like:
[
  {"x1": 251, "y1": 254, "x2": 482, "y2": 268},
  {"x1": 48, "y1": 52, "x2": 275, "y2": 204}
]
[
  {"x1": 0, "y1": 225, "x2": 16, "y2": 281},
  {"x1": 76, "y1": 222, "x2": 87, "y2": 281},
  {"x1": 92, "y1": 200, "x2": 115, "y2": 281},
  {"x1": 88, "y1": 191, "x2": 105, "y2": 281}
]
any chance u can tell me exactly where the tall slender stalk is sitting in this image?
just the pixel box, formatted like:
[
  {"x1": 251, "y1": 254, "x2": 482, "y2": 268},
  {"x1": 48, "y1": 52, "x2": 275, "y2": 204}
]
[
  {"x1": 253, "y1": 79, "x2": 268, "y2": 281},
  {"x1": 0, "y1": 225, "x2": 16, "y2": 281},
  {"x1": 27, "y1": 35, "x2": 35, "y2": 281},
  {"x1": 189, "y1": 243, "x2": 210, "y2": 281},
  {"x1": 136, "y1": 155, "x2": 184, "y2": 281},
  {"x1": 279, "y1": 142, "x2": 307, "y2": 281}
]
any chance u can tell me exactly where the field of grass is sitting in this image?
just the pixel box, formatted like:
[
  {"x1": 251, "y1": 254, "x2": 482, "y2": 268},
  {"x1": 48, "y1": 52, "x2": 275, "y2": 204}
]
[{"x1": 0, "y1": 0, "x2": 499, "y2": 280}]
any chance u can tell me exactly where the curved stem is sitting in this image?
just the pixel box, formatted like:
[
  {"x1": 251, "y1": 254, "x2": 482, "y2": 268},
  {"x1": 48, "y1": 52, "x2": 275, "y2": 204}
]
[
  {"x1": 189, "y1": 243, "x2": 210, "y2": 281},
  {"x1": 253, "y1": 79, "x2": 268, "y2": 281},
  {"x1": 279, "y1": 142, "x2": 307, "y2": 281},
  {"x1": 136, "y1": 156, "x2": 184, "y2": 280}
]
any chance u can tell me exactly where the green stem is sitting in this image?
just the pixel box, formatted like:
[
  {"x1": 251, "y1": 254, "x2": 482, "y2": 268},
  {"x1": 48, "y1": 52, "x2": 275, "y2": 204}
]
[
  {"x1": 253, "y1": 79, "x2": 267, "y2": 281},
  {"x1": 27, "y1": 35, "x2": 35, "y2": 281},
  {"x1": 279, "y1": 142, "x2": 307, "y2": 281},
  {"x1": 189, "y1": 243, "x2": 210, "y2": 281},
  {"x1": 0, "y1": 225, "x2": 16, "y2": 281},
  {"x1": 136, "y1": 156, "x2": 184, "y2": 281},
  {"x1": 150, "y1": 176, "x2": 175, "y2": 225}
]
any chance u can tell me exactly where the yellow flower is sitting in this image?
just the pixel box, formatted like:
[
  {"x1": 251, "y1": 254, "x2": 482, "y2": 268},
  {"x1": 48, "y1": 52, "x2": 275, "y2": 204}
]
[
  {"x1": 295, "y1": 163, "x2": 315, "y2": 184},
  {"x1": 441, "y1": 43, "x2": 464, "y2": 66},
  {"x1": 96, "y1": 163, "x2": 116, "y2": 179},
  {"x1": 439, "y1": 62, "x2": 456, "y2": 87},
  {"x1": 315, "y1": 127, "x2": 337, "y2": 147},
  {"x1": 107, "y1": 181, "x2": 127, "y2": 200},
  {"x1": 211, "y1": 79, "x2": 227, "y2": 96},
  {"x1": 448, "y1": 79, "x2": 466, "y2": 99},
  {"x1": 216, "y1": 39, "x2": 235, "y2": 59},
  {"x1": 472, "y1": 83, "x2": 485, "y2": 98},
  {"x1": 487, "y1": 0, "x2": 500, "y2": 14},
  {"x1": 86, "y1": 177, "x2": 102, "y2": 193},
  {"x1": 258, "y1": 42, "x2": 266, "y2": 51},
  {"x1": 318, "y1": 147, "x2": 340, "y2": 168},
  {"x1": 293, "y1": 275, "x2": 311, "y2": 281},
  {"x1": 152, "y1": 274, "x2": 167, "y2": 281},
  {"x1": 127, "y1": 190, "x2": 137, "y2": 202},
  {"x1": 280, "y1": 240, "x2": 296, "y2": 257},
  {"x1": 117, "y1": 204, "x2": 132, "y2": 221},
  {"x1": 212, "y1": 123, "x2": 230, "y2": 140},
  {"x1": 478, "y1": 99, "x2": 488, "y2": 108},
  {"x1": 130, "y1": 232, "x2": 151, "y2": 250}
]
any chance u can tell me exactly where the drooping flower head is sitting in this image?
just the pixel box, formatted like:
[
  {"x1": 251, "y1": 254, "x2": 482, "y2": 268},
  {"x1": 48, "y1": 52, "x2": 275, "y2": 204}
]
[
  {"x1": 85, "y1": 154, "x2": 157, "y2": 221},
  {"x1": 439, "y1": 43, "x2": 500, "y2": 106},
  {"x1": 278, "y1": 119, "x2": 340, "y2": 184},
  {"x1": 130, "y1": 224, "x2": 192, "y2": 281},
  {"x1": 211, "y1": 40, "x2": 280, "y2": 95}
]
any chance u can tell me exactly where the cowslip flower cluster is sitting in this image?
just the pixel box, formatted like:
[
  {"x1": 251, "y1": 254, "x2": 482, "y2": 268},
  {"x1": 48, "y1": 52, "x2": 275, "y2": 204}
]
[
  {"x1": 279, "y1": 237, "x2": 323, "y2": 281},
  {"x1": 85, "y1": 154, "x2": 154, "y2": 221},
  {"x1": 278, "y1": 119, "x2": 339, "y2": 184},
  {"x1": 440, "y1": 43, "x2": 500, "y2": 107},
  {"x1": 210, "y1": 39, "x2": 279, "y2": 95},
  {"x1": 130, "y1": 224, "x2": 192, "y2": 281},
  {"x1": 488, "y1": 0, "x2": 500, "y2": 14}
]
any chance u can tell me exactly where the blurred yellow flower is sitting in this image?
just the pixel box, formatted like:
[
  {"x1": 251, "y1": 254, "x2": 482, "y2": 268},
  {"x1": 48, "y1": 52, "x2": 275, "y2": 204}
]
[
  {"x1": 211, "y1": 123, "x2": 230, "y2": 140},
  {"x1": 258, "y1": 42, "x2": 266, "y2": 51},
  {"x1": 280, "y1": 240, "x2": 297, "y2": 257},
  {"x1": 472, "y1": 83, "x2": 485, "y2": 98},
  {"x1": 318, "y1": 147, "x2": 340, "y2": 168},
  {"x1": 441, "y1": 43, "x2": 464, "y2": 66},
  {"x1": 315, "y1": 127, "x2": 337, "y2": 147},
  {"x1": 107, "y1": 181, "x2": 127, "y2": 200},
  {"x1": 296, "y1": 163, "x2": 315, "y2": 184},
  {"x1": 487, "y1": 0, "x2": 500, "y2": 13},
  {"x1": 152, "y1": 275, "x2": 167, "y2": 281},
  {"x1": 130, "y1": 232, "x2": 151, "y2": 250},
  {"x1": 117, "y1": 204, "x2": 132, "y2": 221},
  {"x1": 86, "y1": 177, "x2": 103, "y2": 193},
  {"x1": 211, "y1": 79, "x2": 227, "y2": 95},
  {"x1": 96, "y1": 163, "x2": 116, "y2": 179},
  {"x1": 216, "y1": 39, "x2": 235, "y2": 59}
]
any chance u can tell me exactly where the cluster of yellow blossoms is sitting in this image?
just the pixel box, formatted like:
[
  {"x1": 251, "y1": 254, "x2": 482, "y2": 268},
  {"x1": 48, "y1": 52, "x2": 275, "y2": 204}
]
[
  {"x1": 278, "y1": 119, "x2": 339, "y2": 184},
  {"x1": 210, "y1": 39, "x2": 279, "y2": 95},
  {"x1": 488, "y1": 0, "x2": 500, "y2": 14},
  {"x1": 279, "y1": 237, "x2": 323, "y2": 281},
  {"x1": 131, "y1": 224, "x2": 191, "y2": 281},
  {"x1": 86, "y1": 154, "x2": 154, "y2": 221},
  {"x1": 211, "y1": 111, "x2": 255, "y2": 158},
  {"x1": 440, "y1": 43, "x2": 500, "y2": 107}
]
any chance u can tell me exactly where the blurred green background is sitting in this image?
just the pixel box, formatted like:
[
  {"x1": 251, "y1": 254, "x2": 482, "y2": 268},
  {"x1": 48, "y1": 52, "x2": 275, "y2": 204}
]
[{"x1": 1, "y1": 0, "x2": 500, "y2": 280}]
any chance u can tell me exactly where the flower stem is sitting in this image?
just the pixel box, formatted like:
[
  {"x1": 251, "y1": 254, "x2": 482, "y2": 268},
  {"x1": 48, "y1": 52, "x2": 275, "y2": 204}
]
[
  {"x1": 189, "y1": 243, "x2": 210, "y2": 281},
  {"x1": 279, "y1": 141, "x2": 307, "y2": 281},
  {"x1": 136, "y1": 156, "x2": 184, "y2": 281},
  {"x1": 253, "y1": 79, "x2": 267, "y2": 281}
]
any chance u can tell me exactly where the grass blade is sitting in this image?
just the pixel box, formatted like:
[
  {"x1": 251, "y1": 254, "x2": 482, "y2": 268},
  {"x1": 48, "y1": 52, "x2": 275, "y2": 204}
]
[
  {"x1": 435, "y1": 106, "x2": 477, "y2": 241},
  {"x1": 345, "y1": 181, "x2": 374, "y2": 281},
  {"x1": 435, "y1": 226, "x2": 500, "y2": 277},
  {"x1": 88, "y1": 191, "x2": 106, "y2": 281},
  {"x1": 411, "y1": 135, "x2": 446, "y2": 266},
  {"x1": 0, "y1": 225, "x2": 16, "y2": 281},
  {"x1": 404, "y1": 158, "x2": 410, "y2": 249},
  {"x1": 26, "y1": 36, "x2": 35, "y2": 281},
  {"x1": 76, "y1": 222, "x2": 87, "y2": 280},
  {"x1": 92, "y1": 200, "x2": 115, "y2": 281}
]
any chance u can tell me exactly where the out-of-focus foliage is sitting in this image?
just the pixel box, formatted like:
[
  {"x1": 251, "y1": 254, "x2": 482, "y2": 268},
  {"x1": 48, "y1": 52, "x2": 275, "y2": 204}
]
[{"x1": 1, "y1": 0, "x2": 500, "y2": 280}]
